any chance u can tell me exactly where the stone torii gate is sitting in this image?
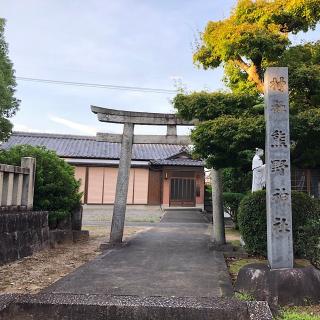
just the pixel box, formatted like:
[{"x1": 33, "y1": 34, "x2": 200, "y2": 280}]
[{"x1": 91, "y1": 106, "x2": 194, "y2": 245}]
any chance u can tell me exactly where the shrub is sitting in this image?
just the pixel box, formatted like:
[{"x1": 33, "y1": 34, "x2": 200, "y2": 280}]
[
  {"x1": 296, "y1": 219, "x2": 320, "y2": 269},
  {"x1": 0, "y1": 145, "x2": 82, "y2": 218},
  {"x1": 238, "y1": 191, "x2": 267, "y2": 255},
  {"x1": 223, "y1": 192, "x2": 245, "y2": 228},
  {"x1": 205, "y1": 185, "x2": 245, "y2": 227},
  {"x1": 238, "y1": 190, "x2": 320, "y2": 257}
]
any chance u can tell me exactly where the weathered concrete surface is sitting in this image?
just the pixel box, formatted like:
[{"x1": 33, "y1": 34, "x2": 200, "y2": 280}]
[
  {"x1": 160, "y1": 209, "x2": 206, "y2": 223},
  {"x1": 43, "y1": 210, "x2": 233, "y2": 298},
  {"x1": 235, "y1": 263, "x2": 320, "y2": 306},
  {"x1": 0, "y1": 293, "x2": 254, "y2": 320}
]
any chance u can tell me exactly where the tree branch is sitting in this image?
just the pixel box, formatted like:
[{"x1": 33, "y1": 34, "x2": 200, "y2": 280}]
[{"x1": 233, "y1": 56, "x2": 264, "y2": 93}]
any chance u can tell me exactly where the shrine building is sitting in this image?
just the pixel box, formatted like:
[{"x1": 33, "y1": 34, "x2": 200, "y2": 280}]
[{"x1": 1, "y1": 132, "x2": 205, "y2": 209}]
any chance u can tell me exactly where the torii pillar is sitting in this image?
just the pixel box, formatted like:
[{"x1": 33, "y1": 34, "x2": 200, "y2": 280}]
[{"x1": 91, "y1": 106, "x2": 193, "y2": 245}]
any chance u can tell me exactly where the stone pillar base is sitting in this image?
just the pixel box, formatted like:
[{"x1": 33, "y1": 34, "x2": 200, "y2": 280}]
[
  {"x1": 235, "y1": 263, "x2": 320, "y2": 307},
  {"x1": 100, "y1": 241, "x2": 129, "y2": 251}
]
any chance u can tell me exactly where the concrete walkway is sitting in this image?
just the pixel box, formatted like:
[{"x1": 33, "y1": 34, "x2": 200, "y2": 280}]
[{"x1": 45, "y1": 209, "x2": 233, "y2": 298}]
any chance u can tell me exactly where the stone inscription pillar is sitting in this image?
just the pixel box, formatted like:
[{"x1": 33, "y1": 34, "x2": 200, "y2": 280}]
[
  {"x1": 265, "y1": 67, "x2": 293, "y2": 269},
  {"x1": 110, "y1": 123, "x2": 134, "y2": 244}
]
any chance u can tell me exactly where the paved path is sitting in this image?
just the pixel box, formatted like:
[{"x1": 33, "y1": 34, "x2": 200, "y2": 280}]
[{"x1": 45, "y1": 210, "x2": 233, "y2": 298}]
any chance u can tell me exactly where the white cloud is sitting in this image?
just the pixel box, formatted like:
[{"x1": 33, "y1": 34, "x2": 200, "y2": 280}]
[
  {"x1": 13, "y1": 123, "x2": 42, "y2": 133},
  {"x1": 49, "y1": 115, "x2": 98, "y2": 136}
]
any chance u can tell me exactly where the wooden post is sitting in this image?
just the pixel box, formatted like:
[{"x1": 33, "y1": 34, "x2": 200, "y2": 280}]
[{"x1": 109, "y1": 123, "x2": 134, "y2": 244}]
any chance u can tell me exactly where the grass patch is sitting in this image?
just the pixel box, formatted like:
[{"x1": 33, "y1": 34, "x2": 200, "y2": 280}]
[
  {"x1": 227, "y1": 258, "x2": 266, "y2": 280},
  {"x1": 277, "y1": 307, "x2": 320, "y2": 319},
  {"x1": 234, "y1": 291, "x2": 255, "y2": 301}
]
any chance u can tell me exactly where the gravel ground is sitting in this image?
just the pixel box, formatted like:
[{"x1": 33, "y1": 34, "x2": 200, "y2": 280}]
[
  {"x1": 0, "y1": 225, "x2": 149, "y2": 294},
  {"x1": 82, "y1": 205, "x2": 164, "y2": 224}
]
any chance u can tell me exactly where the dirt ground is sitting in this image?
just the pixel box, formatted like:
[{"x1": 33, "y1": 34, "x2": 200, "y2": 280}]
[{"x1": 0, "y1": 226, "x2": 149, "y2": 294}]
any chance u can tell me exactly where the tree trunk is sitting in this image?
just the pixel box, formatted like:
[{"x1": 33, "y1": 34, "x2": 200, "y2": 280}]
[{"x1": 211, "y1": 168, "x2": 226, "y2": 245}]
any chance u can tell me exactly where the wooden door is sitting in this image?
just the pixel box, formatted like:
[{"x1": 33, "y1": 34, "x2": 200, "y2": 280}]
[
  {"x1": 148, "y1": 170, "x2": 161, "y2": 205},
  {"x1": 169, "y1": 178, "x2": 196, "y2": 207}
]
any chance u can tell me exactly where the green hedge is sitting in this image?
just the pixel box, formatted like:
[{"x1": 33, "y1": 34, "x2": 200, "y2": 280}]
[
  {"x1": 0, "y1": 145, "x2": 82, "y2": 220},
  {"x1": 296, "y1": 219, "x2": 320, "y2": 269},
  {"x1": 223, "y1": 192, "x2": 245, "y2": 228},
  {"x1": 238, "y1": 190, "x2": 320, "y2": 260}
]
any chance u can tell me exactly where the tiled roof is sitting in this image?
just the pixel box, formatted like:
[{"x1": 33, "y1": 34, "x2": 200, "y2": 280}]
[
  {"x1": 0, "y1": 132, "x2": 195, "y2": 161},
  {"x1": 150, "y1": 159, "x2": 204, "y2": 166}
]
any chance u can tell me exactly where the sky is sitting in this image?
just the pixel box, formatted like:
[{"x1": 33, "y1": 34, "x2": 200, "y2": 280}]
[{"x1": 2, "y1": 1, "x2": 319, "y2": 136}]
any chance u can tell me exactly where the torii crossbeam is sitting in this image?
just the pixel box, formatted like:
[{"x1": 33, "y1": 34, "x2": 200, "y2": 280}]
[{"x1": 91, "y1": 106, "x2": 195, "y2": 245}]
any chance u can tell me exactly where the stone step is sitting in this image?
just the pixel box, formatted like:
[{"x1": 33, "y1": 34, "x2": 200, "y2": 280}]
[{"x1": 0, "y1": 293, "x2": 272, "y2": 320}]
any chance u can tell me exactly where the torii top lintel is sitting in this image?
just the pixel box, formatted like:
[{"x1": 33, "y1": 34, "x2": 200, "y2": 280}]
[{"x1": 91, "y1": 106, "x2": 195, "y2": 126}]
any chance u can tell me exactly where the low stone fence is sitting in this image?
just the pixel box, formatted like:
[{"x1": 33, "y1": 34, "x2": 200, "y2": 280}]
[
  {"x1": 0, "y1": 157, "x2": 35, "y2": 210},
  {"x1": 0, "y1": 210, "x2": 49, "y2": 266},
  {"x1": 0, "y1": 157, "x2": 88, "y2": 265}
]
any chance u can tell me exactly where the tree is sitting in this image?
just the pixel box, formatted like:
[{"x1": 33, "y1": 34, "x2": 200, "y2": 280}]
[
  {"x1": 174, "y1": 1, "x2": 320, "y2": 243},
  {"x1": 174, "y1": 0, "x2": 320, "y2": 174},
  {"x1": 0, "y1": 18, "x2": 20, "y2": 142},
  {"x1": 194, "y1": 0, "x2": 320, "y2": 94}
]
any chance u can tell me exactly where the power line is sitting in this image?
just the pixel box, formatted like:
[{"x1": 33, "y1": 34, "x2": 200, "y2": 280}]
[{"x1": 16, "y1": 76, "x2": 177, "y2": 94}]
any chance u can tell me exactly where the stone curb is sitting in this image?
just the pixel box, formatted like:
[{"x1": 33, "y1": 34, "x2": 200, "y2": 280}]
[{"x1": 0, "y1": 293, "x2": 273, "y2": 319}]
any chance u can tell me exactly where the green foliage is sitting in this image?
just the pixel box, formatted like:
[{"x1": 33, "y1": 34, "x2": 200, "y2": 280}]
[
  {"x1": 205, "y1": 184, "x2": 245, "y2": 227},
  {"x1": 191, "y1": 114, "x2": 265, "y2": 169},
  {"x1": 296, "y1": 219, "x2": 320, "y2": 269},
  {"x1": 48, "y1": 211, "x2": 70, "y2": 228},
  {"x1": 291, "y1": 109, "x2": 320, "y2": 168},
  {"x1": 223, "y1": 192, "x2": 245, "y2": 228},
  {"x1": 277, "y1": 308, "x2": 320, "y2": 320},
  {"x1": 174, "y1": 91, "x2": 261, "y2": 121},
  {"x1": 0, "y1": 145, "x2": 82, "y2": 214},
  {"x1": 238, "y1": 191, "x2": 267, "y2": 255},
  {"x1": 274, "y1": 41, "x2": 320, "y2": 110},
  {"x1": 234, "y1": 291, "x2": 255, "y2": 302},
  {"x1": 238, "y1": 191, "x2": 320, "y2": 256},
  {"x1": 194, "y1": 0, "x2": 320, "y2": 91},
  {"x1": 173, "y1": 1, "x2": 320, "y2": 171},
  {"x1": 223, "y1": 168, "x2": 252, "y2": 194},
  {"x1": 173, "y1": 90, "x2": 320, "y2": 169},
  {"x1": 0, "y1": 18, "x2": 20, "y2": 141}
]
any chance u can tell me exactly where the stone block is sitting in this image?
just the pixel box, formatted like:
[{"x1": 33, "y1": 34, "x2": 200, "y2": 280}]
[
  {"x1": 72, "y1": 230, "x2": 89, "y2": 242},
  {"x1": 235, "y1": 263, "x2": 320, "y2": 307},
  {"x1": 57, "y1": 215, "x2": 72, "y2": 230},
  {"x1": 49, "y1": 230, "x2": 73, "y2": 248},
  {"x1": 0, "y1": 211, "x2": 50, "y2": 265},
  {"x1": 71, "y1": 205, "x2": 83, "y2": 231}
]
